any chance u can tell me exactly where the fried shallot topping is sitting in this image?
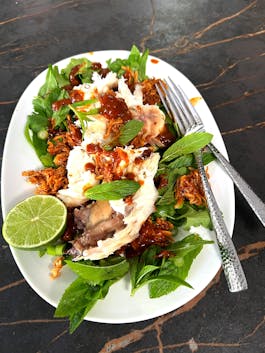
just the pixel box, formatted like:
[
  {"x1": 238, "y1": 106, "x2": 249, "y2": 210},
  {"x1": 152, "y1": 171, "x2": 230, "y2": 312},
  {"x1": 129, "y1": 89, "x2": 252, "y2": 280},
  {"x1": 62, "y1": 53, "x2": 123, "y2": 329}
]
[
  {"x1": 141, "y1": 78, "x2": 163, "y2": 105},
  {"x1": 23, "y1": 118, "x2": 81, "y2": 194},
  {"x1": 22, "y1": 166, "x2": 68, "y2": 195},
  {"x1": 175, "y1": 168, "x2": 207, "y2": 207},
  {"x1": 120, "y1": 217, "x2": 174, "y2": 257},
  {"x1": 123, "y1": 66, "x2": 139, "y2": 91},
  {"x1": 48, "y1": 117, "x2": 82, "y2": 167}
]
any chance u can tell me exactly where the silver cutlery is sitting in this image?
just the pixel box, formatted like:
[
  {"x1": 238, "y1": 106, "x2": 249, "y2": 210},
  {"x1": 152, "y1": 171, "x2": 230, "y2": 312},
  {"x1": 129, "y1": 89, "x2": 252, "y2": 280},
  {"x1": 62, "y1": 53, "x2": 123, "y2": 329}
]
[
  {"x1": 165, "y1": 80, "x2": 265, "y2": 227},
  {"x1": 156, "y1": 78, "x2": 248, "y2": 292}
]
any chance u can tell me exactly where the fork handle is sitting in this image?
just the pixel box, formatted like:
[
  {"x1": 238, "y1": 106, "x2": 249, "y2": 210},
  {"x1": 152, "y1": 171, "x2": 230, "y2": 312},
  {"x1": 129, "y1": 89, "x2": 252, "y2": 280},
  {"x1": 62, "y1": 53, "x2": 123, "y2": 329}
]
[
  {"x1": 208, "y1": 142, "x2": 265, "y2": 227},
  {"x1": 195, "y1": 150, "x2": 248, "y2": 292}
]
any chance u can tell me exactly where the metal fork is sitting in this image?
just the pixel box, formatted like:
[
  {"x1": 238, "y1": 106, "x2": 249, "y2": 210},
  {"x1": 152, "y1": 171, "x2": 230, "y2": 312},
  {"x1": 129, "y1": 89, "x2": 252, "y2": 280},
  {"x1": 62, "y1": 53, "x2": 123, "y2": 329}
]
[
  {"x1": 164, "y1": 79, "x2": 265, "y2": 228},
  {"x1": 156, "y1": 78, "x2": 248, "y2": 292}
]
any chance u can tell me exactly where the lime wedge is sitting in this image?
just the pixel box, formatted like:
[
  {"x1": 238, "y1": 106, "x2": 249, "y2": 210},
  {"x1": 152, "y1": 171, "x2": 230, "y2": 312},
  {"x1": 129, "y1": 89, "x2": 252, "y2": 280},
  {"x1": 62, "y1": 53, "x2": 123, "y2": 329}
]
[{"x1": 2, "y1": 195, "x2": 67, "y2": 249}]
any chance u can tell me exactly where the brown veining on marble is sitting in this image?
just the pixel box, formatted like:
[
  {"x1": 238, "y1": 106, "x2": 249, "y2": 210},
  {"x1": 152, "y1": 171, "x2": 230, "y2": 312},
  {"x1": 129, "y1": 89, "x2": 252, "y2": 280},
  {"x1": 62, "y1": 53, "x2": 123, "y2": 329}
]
[
  {"x1": 196, "y1": 52, "x2": 265, "y2": 91},
  {"x1": 0, "y1": 0, "x2": 77, "y2": 26},
  {"x1": 212, "y1": 88, "x2": 265, "y2": 110},
  {"x1": 150, "y1": 1, "x2": 264, "y2": 57},
  {"x1": 97, "y1": 241, "x2": 265, "y2": 353},
  {"x1": 239, "y1": 315, "x2": 265, "y2": 343},
  {"x1": 50, "y1": 329, "x2": 68, "y2": 344},
  {"x1": 0, "y1": 318, "x2": 67, "y2": 326},
  {"x1": 152, "y1": 29, "x2": 265, "y2": 57},
  {"x1": 0, "y1": 99, "x2": 17, "y2": 105},
  {"x1": 221, "y1": 121, "x2": 265, "y2": 136},
  {"x1": 0, "y1": 43, "x2": 43, "y2": 57},
  {"x1": 193, "y1": 0, "x2": 257, "y2": 39},
  {"x1": 238, "y1": 241, "x2": 265, "y2": 261},
  {"x1": 140, "y1": 0, "x2": 156, "y2": 52},
  {"x1": 0, "y1": 278, "x2": 25, "y2": 292}
]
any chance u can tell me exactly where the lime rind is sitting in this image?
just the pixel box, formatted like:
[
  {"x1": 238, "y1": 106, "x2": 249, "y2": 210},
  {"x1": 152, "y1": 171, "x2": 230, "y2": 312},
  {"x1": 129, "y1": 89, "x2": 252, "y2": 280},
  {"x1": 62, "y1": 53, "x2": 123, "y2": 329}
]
[{"x1": 2, "y1": 195, "x2": 67, "y2": 249}]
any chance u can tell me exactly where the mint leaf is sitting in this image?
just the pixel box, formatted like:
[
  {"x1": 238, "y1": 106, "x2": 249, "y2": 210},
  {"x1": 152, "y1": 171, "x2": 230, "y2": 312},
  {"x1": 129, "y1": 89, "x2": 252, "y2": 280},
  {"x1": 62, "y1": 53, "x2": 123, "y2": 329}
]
[
  {"x1": 119, "y1": 120, "x2": 144, "y2": 145},
  {"x1": 162, "y1": 132, "x2": 213, "y2": 162},
  {"x1": 176, "y1": 204, "x2": 212, "y2": 230},
  {"x1": 85, "y1": 180, "x2": 140, "y2": 200},
  {"x1": 148, "y1": 274, "x2": 193, "y2": 298},
  {"x1": 167, "y1": 154, "x2": 194, "y2": 169}
]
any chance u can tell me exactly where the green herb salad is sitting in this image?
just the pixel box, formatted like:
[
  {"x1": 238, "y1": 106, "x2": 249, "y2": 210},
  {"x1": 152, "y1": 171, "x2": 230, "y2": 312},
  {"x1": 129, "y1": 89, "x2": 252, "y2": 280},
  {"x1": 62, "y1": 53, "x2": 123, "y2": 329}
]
[{"x1": 7, "y1": 46, "x2": 217, "y2": 332}]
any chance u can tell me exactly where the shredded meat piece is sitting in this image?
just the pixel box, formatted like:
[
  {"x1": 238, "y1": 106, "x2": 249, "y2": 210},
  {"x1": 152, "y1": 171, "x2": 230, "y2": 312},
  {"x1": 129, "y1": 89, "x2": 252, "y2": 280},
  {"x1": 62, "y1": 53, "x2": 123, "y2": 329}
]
[
  {"x1": 141, "y1": 78, "x2": 163, "y2": 105},
  {"x1": 86, "y1": 145, "x2": 129, "y2": 182},
  {"x1": 22, "y1": 166, "x2": 68, "y2": 195},
  {"x1": 175, "y1": 168, "x2": 207, "y2": 207},
  {"x1": 120, "y1": 217, "x2": 174, "y2": 257},
  {"x1": 130, "y1": 105, "x2": 165, "y2": 147},
  {"x1": 71, "y1": 201, "x2": 125, "y2": 251}
]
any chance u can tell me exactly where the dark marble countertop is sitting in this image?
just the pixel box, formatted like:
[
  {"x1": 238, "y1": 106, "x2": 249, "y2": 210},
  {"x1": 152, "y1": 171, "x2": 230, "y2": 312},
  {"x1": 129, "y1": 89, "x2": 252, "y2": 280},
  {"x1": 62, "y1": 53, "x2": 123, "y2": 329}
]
[{"x1": 1, "y1": 1, "x2": 265, "y2": 352}]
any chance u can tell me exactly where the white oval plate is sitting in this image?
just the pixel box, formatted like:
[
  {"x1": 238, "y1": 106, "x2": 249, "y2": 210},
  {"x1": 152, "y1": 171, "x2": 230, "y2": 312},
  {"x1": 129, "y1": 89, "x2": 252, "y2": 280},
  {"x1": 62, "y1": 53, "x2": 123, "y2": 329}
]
[{"x1": 1, "y1": 50, "x2": 234, "y2": 324}]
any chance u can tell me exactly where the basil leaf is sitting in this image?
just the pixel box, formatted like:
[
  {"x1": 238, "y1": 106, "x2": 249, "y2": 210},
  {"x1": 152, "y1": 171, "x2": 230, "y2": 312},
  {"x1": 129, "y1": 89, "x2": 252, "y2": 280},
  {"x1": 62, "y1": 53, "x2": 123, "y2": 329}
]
[
  {"x1": 55, "y1": 277, "x2": 115, "y2": 333},
  {"x1": 162, "y1": 132, "x2": 213, "y2": 162},
  {"x1": 65, "y1": 258, "x2": 129, "y2": 284},
  {"x1": 119, "y1": 120, "x2": 144, "y2": 145},
  {"x1": 85, "y1": 180, "x2": 140, "y2": 200}
]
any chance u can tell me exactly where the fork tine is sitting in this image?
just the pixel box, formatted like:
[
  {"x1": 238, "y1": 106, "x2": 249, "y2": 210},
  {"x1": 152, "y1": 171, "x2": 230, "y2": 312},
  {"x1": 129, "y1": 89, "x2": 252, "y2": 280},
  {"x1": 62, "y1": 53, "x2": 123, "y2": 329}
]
[
  {"x1": 155, "y1": 83, "x2": 172, "y2": 119},
  {"x1": 167, "y1": 77, "x2": 201, "y2": 125},
  {"x1": 165, "y1": 78, "x2": 197, "y2": 131},
  {"x1": 156, "y1": 81, "x2": 188, "y2": 135}
]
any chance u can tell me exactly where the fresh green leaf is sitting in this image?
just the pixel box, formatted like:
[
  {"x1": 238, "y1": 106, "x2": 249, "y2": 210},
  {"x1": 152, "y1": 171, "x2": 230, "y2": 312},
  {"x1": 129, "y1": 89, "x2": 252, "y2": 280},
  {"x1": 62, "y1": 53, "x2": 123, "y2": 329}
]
[
  {"x1": 65, "y1": 257, "x2": 129, "y2": 284},
  {"x1": 136, "y1": 265, "x2": 160, "y2": 285},
  {"x1": 119, "y1": 120, "x2": 144, "y2": 145},
  {"x1": 167, "y1": 154, "x2": 194, "y2": 169},
  {"x1": 148, "y1": 274, "x2": 193, "y2": 298},
  {"x1": 162, "y1": 132, "x2": 213, "y2": 163},
  {"x1": 55, "y1": 277, "x2": 115, "y2": 333},
  {"x1": 85, "y1": 180, "x2": 140, "y2": 200},
  {"x1": 31, "y1": 132, "x2": 53, "y2": 167},
  {"x1": 61, "y1": 58, "x2": 93, "y2": 84},
  {"x1": 39, "y1": 65, "x2": 59, "y2": 97},
  {"x1": 149, "y1": 234, "x2": 211, "y2": 298},
  {"x1": 106, "y1": 45, "x2": 149, "y2": 81},
  {"x1": 175, "y1": 204, "x2": 212, "y2": 230},
  {"x1": 69, "y1": 104, "x2": 93, "y2": 133},
  {"x1": 71, "y1": 98, "x2": 98, "y2": 107},
  {"x1": 195, "y1": 151, "x2": 216, "y2": 167},
  {"x1": 27, "y1": 112, "x2": 49, "y2": 133},
  {"x1": 129, "y1": 235, "x2": 213, "y2": 297}
]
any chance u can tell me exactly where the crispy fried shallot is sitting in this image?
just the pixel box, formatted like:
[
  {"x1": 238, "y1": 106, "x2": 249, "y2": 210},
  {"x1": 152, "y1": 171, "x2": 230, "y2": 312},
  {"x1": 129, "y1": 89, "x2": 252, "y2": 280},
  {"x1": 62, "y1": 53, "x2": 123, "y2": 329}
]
[{"x1": 175, "y1": 168, "x2": 207, "y2": 207}]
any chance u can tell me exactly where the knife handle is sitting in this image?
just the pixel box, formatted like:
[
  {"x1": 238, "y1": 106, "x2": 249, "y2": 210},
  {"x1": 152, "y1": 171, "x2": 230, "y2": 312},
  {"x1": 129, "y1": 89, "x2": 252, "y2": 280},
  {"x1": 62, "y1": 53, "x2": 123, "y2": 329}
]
[
  {"x1": 208, "y1": 142, "x2": 265, "y2": 227},
  {"x1": 195, "y1": 150, "x2": 248, "y2": 292}
]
